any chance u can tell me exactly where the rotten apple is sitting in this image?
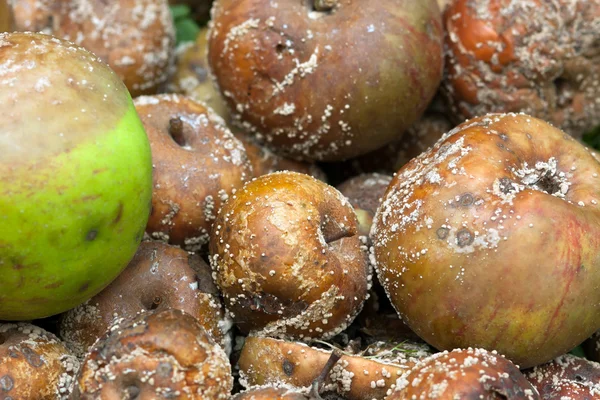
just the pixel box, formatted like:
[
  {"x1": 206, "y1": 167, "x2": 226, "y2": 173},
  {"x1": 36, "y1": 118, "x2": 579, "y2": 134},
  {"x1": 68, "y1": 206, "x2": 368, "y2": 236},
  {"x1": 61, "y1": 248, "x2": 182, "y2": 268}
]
[
  {"x1": 372, "y1": 113, "x2": 600, "y2": 368},
  {"x1": 209, "y1": 171, "x2": 370, "y2": 339},
  {"x1": 385, "y1": 348, "x2": 540, "y2": 399},
  {"x1": 443, "y1": 0, "x2": 600, "y2": 138},
  {"x1": 73, "y1": 309, "x2": 233, "y2": 399},
  {"x1": 207, "y1": 0, "x2": 444, "y2": 161},
  {"x1": 51, "y1": 0, "x2": 176, "y2": 96}
]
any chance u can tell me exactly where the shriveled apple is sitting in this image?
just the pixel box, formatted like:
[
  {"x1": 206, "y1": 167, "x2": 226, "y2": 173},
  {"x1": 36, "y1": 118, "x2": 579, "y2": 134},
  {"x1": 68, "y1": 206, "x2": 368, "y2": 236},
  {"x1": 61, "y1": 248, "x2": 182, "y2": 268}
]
[
  {"x1": 208, "y1": 0, "x2": 444, "y2": 161},
  {"x1": 73, "y1": 309, "x2": 233, "y2": 399},
  {"x1": 372, "y1": 113, "x2": 600, "y2": 368},
  {"x1": 238, "y1": 336, "x2": 432, "y2": 400},
  {"x1": 209, "y1": 171, "x2": 370, "y2": 339},
  {"x1": 59, "y1": 241, "x2": 230, "y2": 358}
]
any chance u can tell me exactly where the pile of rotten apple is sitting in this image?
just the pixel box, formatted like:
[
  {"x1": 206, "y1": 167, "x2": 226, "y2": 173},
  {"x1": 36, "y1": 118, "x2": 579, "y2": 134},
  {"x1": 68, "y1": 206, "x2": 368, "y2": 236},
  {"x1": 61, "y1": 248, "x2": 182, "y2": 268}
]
[{"x1": 1, "y1": 0, "x2": 600, "y2": 399}]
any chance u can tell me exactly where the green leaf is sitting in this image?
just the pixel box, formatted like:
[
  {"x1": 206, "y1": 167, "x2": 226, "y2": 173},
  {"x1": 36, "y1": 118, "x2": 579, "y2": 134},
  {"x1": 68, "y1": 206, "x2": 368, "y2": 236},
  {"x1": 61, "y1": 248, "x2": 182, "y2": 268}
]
[
  {"x1": 582, "y1": 125, "x2": 600, "y2": 150},
  {"x1": 170, "y1": 4, "x2": 192, "y2": 20},
  {"x1": 175, "y1": 19, "x2": 201, "y2": 45},
  {"x1": 569, "y1": 345, "x2": 586, "y2": 358}
]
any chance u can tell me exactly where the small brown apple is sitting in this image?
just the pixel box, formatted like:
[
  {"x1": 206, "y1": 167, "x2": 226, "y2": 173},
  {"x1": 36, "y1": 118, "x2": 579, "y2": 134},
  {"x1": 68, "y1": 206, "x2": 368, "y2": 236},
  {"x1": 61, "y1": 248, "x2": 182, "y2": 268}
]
[
  {"x1": 207, "y1": 0, "x2": 444, "y2": 161},
  {"x1": 0, "y1": 323, "x2": 80, "y2": 400},
  {"x1": 336, "y1": 173, "x2": 392, "y2": 238},
  {"x1": 385, "y1": 348, "x2": 540, "y2": 399},
  {"x1": 209, "y1": 171, "x2": 370, "y2": 339},
  {"x1": 73, "y1": 309, "x2": 233, "y2": 399},
  {"x1": 59, "y1": 241, "x2": 230, "y2": 358},
  {"x1": 238, "y1": 336, "x2": 432, "y2": 400},
  {"x1": 372, "y1": 113, "x2": 600, "y2": 368},
  {"x1": 134, "y1": 94, "x2": 253, "y2": 251}
]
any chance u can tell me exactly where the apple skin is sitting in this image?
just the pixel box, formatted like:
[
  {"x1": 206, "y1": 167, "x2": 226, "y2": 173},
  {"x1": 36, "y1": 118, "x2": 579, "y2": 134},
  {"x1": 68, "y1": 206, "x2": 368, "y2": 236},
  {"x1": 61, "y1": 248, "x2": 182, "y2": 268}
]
[
  {"x1": 0, "y1": 33, "x2": 153, "y2": 320},
  {"x1": 372, "y1": 113, "x2": 600, "y2": 368},
  {"x1": 0, "y1": 0, "x2": 13, "y2": 32},
  {"x1": 207, "y1": 0, "x2": 444, "y2": 161}
]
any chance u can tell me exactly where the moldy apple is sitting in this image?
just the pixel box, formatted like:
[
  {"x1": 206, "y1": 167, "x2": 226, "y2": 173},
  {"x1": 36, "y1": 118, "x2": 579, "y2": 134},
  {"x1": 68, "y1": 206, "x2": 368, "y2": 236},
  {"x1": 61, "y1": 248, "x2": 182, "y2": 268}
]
[{"x1": 208, "y1": 0, "x2": 444, "y2": 161}]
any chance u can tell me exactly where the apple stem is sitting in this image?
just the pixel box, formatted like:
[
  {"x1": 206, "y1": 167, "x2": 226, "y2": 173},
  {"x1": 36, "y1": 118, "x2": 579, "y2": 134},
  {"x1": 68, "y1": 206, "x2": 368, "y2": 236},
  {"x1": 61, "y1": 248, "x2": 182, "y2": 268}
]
[
  {"x1": 309, "y1": 349, "x2": 342, "y2": 399},
  {"x1": 313, "y1": 0, "x2": 337, "y2": 12},
  {"x1": 168, "y1": 117, "x2": 187, "y2": 147}
]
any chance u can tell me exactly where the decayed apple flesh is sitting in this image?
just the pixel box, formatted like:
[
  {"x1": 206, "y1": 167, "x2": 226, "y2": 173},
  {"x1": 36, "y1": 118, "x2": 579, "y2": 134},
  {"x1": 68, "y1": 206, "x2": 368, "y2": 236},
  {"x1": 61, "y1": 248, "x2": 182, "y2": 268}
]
[{"x1": 372, "y1": 113, "x2": 600, "y2": 369}]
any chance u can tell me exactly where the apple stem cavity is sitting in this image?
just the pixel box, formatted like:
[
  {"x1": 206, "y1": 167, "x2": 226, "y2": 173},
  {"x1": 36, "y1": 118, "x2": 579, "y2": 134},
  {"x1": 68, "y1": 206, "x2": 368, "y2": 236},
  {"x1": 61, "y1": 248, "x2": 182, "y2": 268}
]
[
  {"x1": 168, "y1": 117, "x2": 187, "y2": 147},
  {"x1": 313, "y1": 0, "x2": 337, "y2": 12},
  {"x1": 309, "y1": 349, "x2": 342, "y2": 399}
]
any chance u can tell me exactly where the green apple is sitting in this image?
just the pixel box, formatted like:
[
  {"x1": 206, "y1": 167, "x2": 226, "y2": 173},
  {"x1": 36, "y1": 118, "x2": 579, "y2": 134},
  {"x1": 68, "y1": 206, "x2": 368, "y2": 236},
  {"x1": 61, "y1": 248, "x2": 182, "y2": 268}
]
[{"x1": 0, "y1": 32, "x2": 153, "y2": 320}]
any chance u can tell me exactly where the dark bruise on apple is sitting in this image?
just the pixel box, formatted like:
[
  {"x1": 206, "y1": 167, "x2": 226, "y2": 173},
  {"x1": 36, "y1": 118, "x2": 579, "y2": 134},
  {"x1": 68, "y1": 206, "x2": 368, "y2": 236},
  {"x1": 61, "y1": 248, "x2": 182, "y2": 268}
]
[
  {"x1": 0, "y1": 323, "x2": 80, "y2": 400},
  {"x1": 209, "y1": 171, "x2": 370, "y2": 340},
  {"x1": 73, "y1": 309, "x2": 233, "y2": 399},
  {"x1": 443, "y1": 0, "x2": 600, "y2": 138},
  {"x1": 371, "y1": 112, "x2": 600, "y2": 369},
  {"x1": 385, "y1": 348, "x2": 540, "y2": 399},
  {"x1": 59, "y1": 241, "x2": 230, "y2": 358},
  {"x1": 134, "y1": 94, "x2": 253, "y2": 252},
  {"x1": 207, "y1": 0, "x2": 444, "y2": 161}
]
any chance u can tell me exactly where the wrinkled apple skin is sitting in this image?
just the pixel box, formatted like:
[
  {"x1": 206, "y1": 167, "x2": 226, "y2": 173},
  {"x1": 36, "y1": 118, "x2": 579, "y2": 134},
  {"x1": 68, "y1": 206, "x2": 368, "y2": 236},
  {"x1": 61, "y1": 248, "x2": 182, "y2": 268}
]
[
  {"x1": 0, "y1": 33, "x2": 153, "y2": 320},
  {"x1": 372, "y1": 113, "x2": 600, "y2": 368},
  {"x1": 208, "y1": 0, "x2": 444, "y2": 161}
]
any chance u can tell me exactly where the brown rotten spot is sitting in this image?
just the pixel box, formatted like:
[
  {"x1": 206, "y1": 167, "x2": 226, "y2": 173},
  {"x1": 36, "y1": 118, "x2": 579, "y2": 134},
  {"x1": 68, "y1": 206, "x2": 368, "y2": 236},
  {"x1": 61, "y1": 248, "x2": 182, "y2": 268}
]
[
  {"x1": 372, "y1": 113, "x2": 600, "y2": 368},
  {"x1": 207, "y1": 0, "x2": 444, "y2": 161},
  {"x1": 209, "y1": 171, "x2": 370, "y2": 339},
  {"x1": 443, "y1": 0, "x2": 600, "y2": 138}
]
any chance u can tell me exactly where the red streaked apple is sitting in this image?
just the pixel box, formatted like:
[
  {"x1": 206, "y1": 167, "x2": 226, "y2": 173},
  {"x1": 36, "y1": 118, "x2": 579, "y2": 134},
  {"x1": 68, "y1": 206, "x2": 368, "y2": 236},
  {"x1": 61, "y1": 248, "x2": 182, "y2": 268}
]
[{"x1": 372, "y1": 113, "x2": 600, "y2": 368}]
